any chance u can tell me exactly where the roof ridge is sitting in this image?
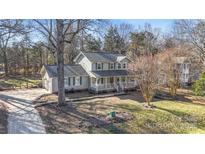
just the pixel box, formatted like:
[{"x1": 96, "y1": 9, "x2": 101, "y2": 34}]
[{"x1": 83, "y1": 51, "x2": 124, "y2": 55}]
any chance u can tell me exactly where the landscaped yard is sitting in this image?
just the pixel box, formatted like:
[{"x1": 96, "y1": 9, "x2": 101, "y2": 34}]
[
  {"x1": 0, "y1": 76, "x2": 41, "y2": 90},
  {"x1": 35, "y1": 90, "x2": 205, "y2": 134},
  {"x1": 0, "y1": 102, "x2": 8, "y2": 134}
]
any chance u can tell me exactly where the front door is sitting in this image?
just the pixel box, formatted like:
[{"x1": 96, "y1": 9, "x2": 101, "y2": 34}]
[{"x1": 110, "y1": 77, "x2": 114, "y2": 84}]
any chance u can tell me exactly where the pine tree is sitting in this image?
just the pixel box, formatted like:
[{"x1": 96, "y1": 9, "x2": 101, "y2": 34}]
[
  {"x1": 103, "y1": 26, "x2": 125, "y2": 53},
  {"x1": 84, "y1": 34, "x2": 102, "y2": 51}
]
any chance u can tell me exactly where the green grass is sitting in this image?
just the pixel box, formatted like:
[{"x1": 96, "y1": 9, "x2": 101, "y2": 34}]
[
  {"x1": 117, "y1": 100, "x2": 205, "y2": 134},
  {"x1": 37, "y1": 94, "x2": 205, "y2": 134},
  {"x1": 0, "y1": 76, "x2": 41, "y2": 89}
]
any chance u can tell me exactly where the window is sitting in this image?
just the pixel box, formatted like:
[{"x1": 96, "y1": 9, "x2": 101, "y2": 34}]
[
  {"x1": 123, "y1": 63, "x2": 127, "y2": 69},
  {"x1": 68, "y1": 77, "x2": 71, "y2": 86},
  {"x1": 73, "y1": 77, "x2": 75, "y2": 86},
  {"x1": 121, "y1": 77, "x2": 126, "y2": 82},
  {"x1": 118, "y1": 63, "x2": 121, "y2": 69},
  {"x1": 64, "y1": 78, "x2": 68, "y2": 85},
  {"x1": 97, "y1": 63, "x2": 102, "y2": 70},
  {"x1": 75, "y1": 77, "x2": 80, "y2": 86},
  {"x1": 80, "y1": 76, "x2": 82, "y2": 85},
  {"x1": 109, "y1": 63, "x2": 114, "y2": 70},
  {"x1": 97, "y1": 78, "x2": 104, "y2": 84}
]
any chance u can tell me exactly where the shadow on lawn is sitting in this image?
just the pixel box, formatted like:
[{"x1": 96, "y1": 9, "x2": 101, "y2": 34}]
[
  {"x1": 0, "y1": 93, "x2": 32, "y2": 111},
  {"x1": 38, "y1": 100, "x2": 132, "y2": 134},
  {"x1": 115, "y1": 91, "x2": 193, "y2": 104}
]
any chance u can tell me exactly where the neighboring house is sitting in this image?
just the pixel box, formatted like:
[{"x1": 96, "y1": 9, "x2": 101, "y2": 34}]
[
  {"x1": 160, "y1": 56, "x2": 201, "y2": 86},
  {"x1": 174, "y1": 57, "x2": 191, "y2": 84},
  {"x1": 41, "y1": 51, "x2": 137, "y2": 93}
]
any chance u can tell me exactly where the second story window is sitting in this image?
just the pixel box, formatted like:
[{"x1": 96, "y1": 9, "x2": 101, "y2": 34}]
[
  {"x1": 123, "y1": 63, "x2": 127, "y2": 69},
  {"x1": 96, "y1": 63, "x2": 102, "y2": 70},
  {"x1": 118, "y1": 63, "x2": 121, "y2": 69},
  {"x1": 109, "y1": 63, "x2": 114, "y2": 70}
]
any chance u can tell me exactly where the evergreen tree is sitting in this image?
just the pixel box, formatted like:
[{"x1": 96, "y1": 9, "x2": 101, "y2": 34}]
[
  {"x1": 84, "y1": 34, "x2": 102, "y2": 51},
  {"x1": 103, "y1": 26, "x2": 125, "y2": 53}
]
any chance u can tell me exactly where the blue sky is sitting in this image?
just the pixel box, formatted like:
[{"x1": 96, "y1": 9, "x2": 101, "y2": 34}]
[{"x1": 112, "y1": 19, "x2": 175, "y2": 32}]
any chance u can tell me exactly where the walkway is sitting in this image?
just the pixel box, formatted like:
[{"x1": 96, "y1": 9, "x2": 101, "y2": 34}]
[{"x1": 0, "y1": 89, "x2": 49, "y2": 134}]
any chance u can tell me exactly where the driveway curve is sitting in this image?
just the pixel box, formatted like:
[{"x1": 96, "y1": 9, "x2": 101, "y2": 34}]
[{"x1": 0, "y1": 88, "x2": 49, "y2": 134}]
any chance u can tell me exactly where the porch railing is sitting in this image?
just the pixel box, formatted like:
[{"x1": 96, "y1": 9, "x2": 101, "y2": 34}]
[{"x1": 92, "y1": 81, "x2": 136, "y2": 91}]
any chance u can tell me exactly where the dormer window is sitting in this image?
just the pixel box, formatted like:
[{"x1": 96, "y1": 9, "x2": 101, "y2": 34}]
[{"x1": 118, "y1": 63, "x2": 121, "y2": 69}]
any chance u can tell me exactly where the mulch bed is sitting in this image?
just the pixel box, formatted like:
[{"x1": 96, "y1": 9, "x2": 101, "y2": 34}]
[{"x1": 0, "y1": 102, "x2": 8, "y2": 134}]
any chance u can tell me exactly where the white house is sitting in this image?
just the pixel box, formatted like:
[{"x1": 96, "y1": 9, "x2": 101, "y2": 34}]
[{"x1": 41, "y1": 51, "x2": 137, "y2": 93}]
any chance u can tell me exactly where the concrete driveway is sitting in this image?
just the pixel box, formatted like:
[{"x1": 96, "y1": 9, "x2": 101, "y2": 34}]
[{"x1": 0, "y1": 88, "x2": 49, "y2": 134}]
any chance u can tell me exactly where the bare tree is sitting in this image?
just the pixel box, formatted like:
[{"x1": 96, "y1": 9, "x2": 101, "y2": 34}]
[
  {"x1": 133, "y1": 54, "x2": 159, "y2": 106},
  {"x1": 159, "y1": 49, "x2": 180, "y2": 96},
  {"x1": 174, "y1": 19, "x2": 205, "y2": 62},
  {"x1": 0, "y1": 20, "x2": 25, "y2": 76},
  {"x1": 34, "y1": 19, "x2": 104, "y2": 105}
]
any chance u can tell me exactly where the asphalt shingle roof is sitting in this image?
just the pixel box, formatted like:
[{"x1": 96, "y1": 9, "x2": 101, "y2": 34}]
[
  {"x1": 83, "y1": 52, "x2": 126, "y2": 62},
  {"x1": 44, "y1": 64, "x2": 88, "y2": 77},
  {"x1": 91, "y1": 70, "x2": 132, "y2": 77}
]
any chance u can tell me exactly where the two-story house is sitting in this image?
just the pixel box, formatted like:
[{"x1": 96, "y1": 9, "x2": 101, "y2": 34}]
[{"x1": 41, "y1": 51, "x2": 137, "y2": 93}]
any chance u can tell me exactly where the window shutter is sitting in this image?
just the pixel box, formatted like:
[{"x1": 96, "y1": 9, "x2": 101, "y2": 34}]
[
  {"x1": 114, "y1": 63, "x2": 115, "y2": 69},
  {"x1": 80, "y1": 76, "x2": 82, "y2": 85},
  {"x1": 108, "y1": 63, "x2": 110, "y2": 69},
  {"x1": 68, "y1": 77, "x2": 70, "y2": 86},
  {"x1": 102, "y1": 63, "x2": 104, "y2": 70},
  {"x1": 95, "y1": 63, "x2": 97, "y2": 70},
  {"x1": 73, "y1": 77, "x2": 75, "y2": 86}
]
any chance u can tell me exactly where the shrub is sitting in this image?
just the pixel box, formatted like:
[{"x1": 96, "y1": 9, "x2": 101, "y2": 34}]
[{"x1": 192, "y1": 73, "x2": 205, "y2": 96}]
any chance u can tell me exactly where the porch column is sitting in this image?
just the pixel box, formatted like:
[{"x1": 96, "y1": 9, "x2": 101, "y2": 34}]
[
  {"x1": 126, "y1": 76, "x2": 128, "y2": 87},
  {"x1": 95, "y1": 78, "x2": 98, "y2": 92},
  {"x1": 105, "y1": 77, "x2": 107, "y2": 88}
]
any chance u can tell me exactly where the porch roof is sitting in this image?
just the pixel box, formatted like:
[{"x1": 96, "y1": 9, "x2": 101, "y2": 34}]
[{"x1": 91, "y1": 70, "x2": 133, "y2": 78}]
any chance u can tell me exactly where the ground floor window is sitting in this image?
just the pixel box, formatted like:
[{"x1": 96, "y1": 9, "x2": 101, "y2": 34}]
[
  {"x1": 73, "y1": 77, "x2": 75, "y2": 85},
  {"x1": 64, "y1": 78, "x2": 68, "y2": 85},
  {"x1": 121, "y1": 77, "x2": 126, "y2": 82},
  {"x1": 97, "y1": 78, "x2": 104, "y2": 84}
]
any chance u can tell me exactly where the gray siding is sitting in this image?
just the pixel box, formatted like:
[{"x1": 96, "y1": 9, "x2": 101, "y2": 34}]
[{"x1": 51, "y1": 76, "x2": 89, "y2": 93}]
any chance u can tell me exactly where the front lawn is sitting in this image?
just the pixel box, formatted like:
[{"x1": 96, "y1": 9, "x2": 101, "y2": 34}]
[
  {"x1": 36, "y1": 91, "x2": 205, "y2": 134},
  {"x1": 0, "y1": 76, "x2": 41, "y2": 90}
]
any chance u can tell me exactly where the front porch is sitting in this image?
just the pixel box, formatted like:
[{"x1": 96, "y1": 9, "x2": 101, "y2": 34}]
[{"x1": 90, "y1": 76, "x2": 137, "y2": 93}]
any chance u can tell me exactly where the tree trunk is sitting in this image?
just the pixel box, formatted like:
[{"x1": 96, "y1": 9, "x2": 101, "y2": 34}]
[
  {"x1": 26, "y1": 51, "x2": 29, "y2": 76},
  {"x1": 2, "y1": 50, "x2": 8, "y2": 77},
  {"x1": 56, "y1": 19, "x2": 65, "y2": 105}
]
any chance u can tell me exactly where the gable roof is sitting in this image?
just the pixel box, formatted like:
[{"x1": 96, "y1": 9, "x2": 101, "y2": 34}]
[
  {"x1": 42, "y1": 64, "x2": 88, "y2": 78},
  {"x1": 74, "y1": 51, "x2": 130, "y2": 63}
]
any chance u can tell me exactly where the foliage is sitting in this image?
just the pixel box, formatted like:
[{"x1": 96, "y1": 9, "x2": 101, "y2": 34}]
[
  {"x1": 0, "y1": 76, "x2": 41, "y2": 89},
  {"x1": 84, "y1": 34, "x2": 102, "y2": 51},
  {"x1": 128, "y1": 24, "x2": 160, "y2": 59},
  {"x1": 192, "y1": 73, "x2": 205, "y2": 96},
  {"x1": 103, "y1": 26, "x2": 125, "y2": 53}
]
